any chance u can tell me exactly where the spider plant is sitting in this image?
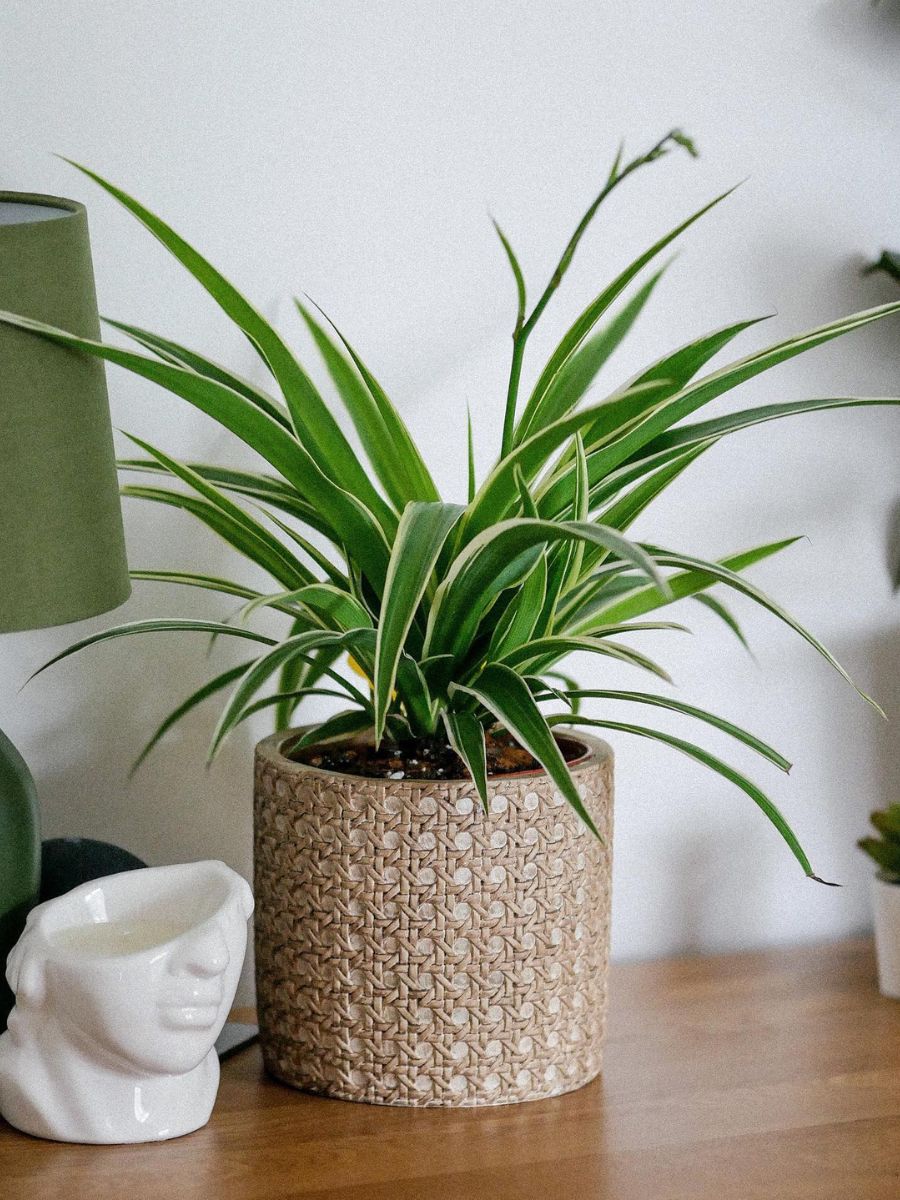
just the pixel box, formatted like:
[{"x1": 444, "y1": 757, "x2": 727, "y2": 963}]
[{"x1": 4, "y1": 129, "x2": 900, "y2": 883}]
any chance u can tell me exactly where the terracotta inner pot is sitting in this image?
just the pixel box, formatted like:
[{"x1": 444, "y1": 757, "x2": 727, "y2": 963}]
[{"x1": 253, "y1": 726, "x2": 614, "y2": 1107}]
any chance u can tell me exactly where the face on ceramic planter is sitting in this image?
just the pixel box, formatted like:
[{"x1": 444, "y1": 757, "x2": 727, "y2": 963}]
[{"x1": 6, "y1": 861, "x2": 253, "y2": 1076}]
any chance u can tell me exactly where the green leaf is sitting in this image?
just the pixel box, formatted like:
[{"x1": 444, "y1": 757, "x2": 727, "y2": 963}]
[
  {"x1": 862, "y1": 250, "x2": 900, "y2": 286},
  {"x1": 426, "y1": 517, "x2": 670, "y2": 659},
  {"x1": 394, "y1": 653, "x2": 438, "y2": 735},
  {"x1": 118, "y1": 459, "x2": 330, "y2": 532},
  {"x1": 464, "y1": 379, "x2": 668, "y2": 542},
  {"x1": 540, "y1": 434, "x2": 590, "y2": 629},
  {"x1": 644, "y1": 546, "x2": 883, "y2": 715},
  {"x1": 130, "y1": 569, "x2": 296, "y2": 609},
  {"x1": 569, "y1": 301, "x2": 900, "y2": 488},
  {"x1": 491, "y1": 219, "x2": 527, "y2": 333},
  {"x1": 304, "y1": 300, "x2": 440, "y2": 504},
  {"x1": 550, "y1": 690, "x2": 790, "y2": 771},
  {"x1": 593, "y1": 442, "x2": 712, "y2": 538},
  {"x1": 64, "y1": 160, "x2": 392, "y2": 521},
  {"x1": 273, "y1": 620, "x2": 341, "y2": 730},
  {"x1": 559, "y1": 717, "x2": 829, "y2": 882},
  {"x1": 527, "y1": 676, "x2": 575, "y2": 707},
  {"x1": 126, "y1": 452, "x2": 346, "y2": 584},
  {"x1": 519, "y1": 128, "x2": 697, "y2": 351},
  {"x1": 574, "y1": 538, "x2": 802, "y2": 629},
  {"x1": 517, "y1": 266, "x2": 668, "y2": 443},
  {"x1": 556, "y1": 441, "x2": 714, "y2": 602},
  {"x1": 626, "y1": 315, "x2": 770, "y2": 397},
  {"x1": 28, "y1": 619, "x2": 277, "y2": 687},
  {"x1": 452, "y1": 664, "x2": 601, "y2": 837},
  {"x1": 287, "y1": 708, "x2": 373, "y2": 752},
  {"x1": 538, "y1": 317, "x2": 769, "y2": 517},
  {"x1": 488, "y1": 552, "x2": 548, "y2": 660},
  {"x1": 419, "y1": 653, "x2": 458, "y2": 699},
  {"x1": 130, "y1": 662, "x2": 251, "y2": 775},
  {"x1": 374, "y1": 502, "x2": 464, "y2": 741},
  {"x1": 466, "y1": 404, "x2": 476, "y2": 504},
  {"x1": 123, "y1": 433, "x2": 314, "y2": 587},
  {"x1": 623, "y1": 395, "x2": 900, "y2": 466},
  {"x1": 103, "y1": 316, "x2": 293, "y2": 429},
  {"x1": 539, "y1": 336, "x2": 763, "y2": 519},
  {"x1": 232, "y1": 686, "x2": 366, "y2": 727},
  {"x1": 544, "y1": 670, "x2": 582, "y2": 713},
  {"x1": 122, "y1": 484, "x2": 309, "y2": 590},
  {"x1": 497, "y1": 633, "x2": 674, "y2": 683},
  {"x1": 858, "y1": 837, "x2": 900, "y2": 877},
  {"x1": 514, "y1": 467, "x2": 540, "y2": 518},
  {"x1": 245, "y1": 506, "x2": 348, "y2": 589},
  {"x1": 500, "y1": 135, "x2": 695, "y2": 456},
  {"x1": 692, "y1": 594, "x2": 754, "y2": 655},
  {"x1": 239, "y1": 582, "x2": 372, "y2": 632},
  {"x1": 208, "y1": 628, "x2": 365, "y2": 760},
  {"x1": 0, "y1": 310, "x2": 393, "y2": 591},
  {"x1": 293, "y1": 583, "x2": 373, "y2": 631},
  {"x1": 870, "y1": 806, "x2": 900, "y2": 842},
  {"x1": 297, "y1": 301, "x2": 417, "y2": 511},
  {"x1": 513, "y1": 187, "x2": 736, "y2": 447},
  {"x1": 443, "y1": 708, "x2": 489, "y2": 813},
  {"x1": 349, "y1": 624, "x2": 437, "y2": 734}
]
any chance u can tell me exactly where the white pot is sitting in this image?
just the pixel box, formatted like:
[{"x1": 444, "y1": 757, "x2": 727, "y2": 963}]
[
  {"x1": 0, "y1": 860, "x2": 253, "y2": 1143},
  {"x1": 872, "y1": 873, "x2": 900, "y2": 999}
]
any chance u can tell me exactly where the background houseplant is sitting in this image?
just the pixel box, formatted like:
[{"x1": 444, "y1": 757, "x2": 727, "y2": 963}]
[
  {"x1": 859, "y1": 805, "x2": 900, "y2": 998},
  {"x1": 3, "y1": 130, "x2": 899, "y2": 1104}
]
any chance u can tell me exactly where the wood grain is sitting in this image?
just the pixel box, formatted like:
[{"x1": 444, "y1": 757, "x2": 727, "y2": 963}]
[{"x1": 3, "y1": 938, "x2": 900, "y2": 1199}]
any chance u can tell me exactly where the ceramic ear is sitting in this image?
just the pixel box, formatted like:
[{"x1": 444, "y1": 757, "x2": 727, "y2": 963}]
[
  {"x1": 6, "y1": 938, "x2": 45, "y2": 1008},
  {"x1": 237, "y1": 876, "x2": 254, "y2": 921}
]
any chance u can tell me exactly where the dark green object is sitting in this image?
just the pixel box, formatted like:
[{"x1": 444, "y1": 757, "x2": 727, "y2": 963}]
[
  {"x1": 40, "y1": 837, "x2": 146, "y2": 904},
  {"x1": 0, "y1": 730, "x2": 40, "y2": 1023},
  {"x1": 863, "y1": 250, "x2": 900, "y2": 287},
  {"x1": 0, "y1": 193, "x2": 129, "y2": 631},
  {"x1": 0, "y1": 194, "x2": 130, "y2": 1027},
  {"x1": 858, "y1": 803, "x2": 900, "y2": 883}
]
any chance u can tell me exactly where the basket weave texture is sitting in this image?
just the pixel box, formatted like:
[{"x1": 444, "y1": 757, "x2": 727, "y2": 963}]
[{"x1": 253, "y1": 728, "x2": 614, "y2": 1107}]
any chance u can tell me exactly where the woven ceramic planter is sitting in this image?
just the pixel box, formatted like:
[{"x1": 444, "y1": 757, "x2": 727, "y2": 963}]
[{"x1": 253, "y1": 727, "x2": 614, "y2": 1107}]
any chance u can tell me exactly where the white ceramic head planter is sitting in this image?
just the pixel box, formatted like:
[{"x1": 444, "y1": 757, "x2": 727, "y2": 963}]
[{"x1": 0, "y1": 860, "x2": 253, "y2": 1143}]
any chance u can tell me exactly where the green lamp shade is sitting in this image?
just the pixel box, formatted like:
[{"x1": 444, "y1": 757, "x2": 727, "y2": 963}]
[
  {"x1": 0, "y1": 193, "x2": 130, "y2": 1027},
  {"x1": 0, "y1": 192, "x2": 130, "y2": 632}
]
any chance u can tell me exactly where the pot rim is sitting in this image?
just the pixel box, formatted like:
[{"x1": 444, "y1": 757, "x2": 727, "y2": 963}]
[{"x1": 255, "y1": 724, "x2": 613, "y2": 788}]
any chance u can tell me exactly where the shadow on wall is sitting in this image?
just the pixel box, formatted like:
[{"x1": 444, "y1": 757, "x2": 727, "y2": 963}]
[
  {"x1": 32, "y1": 657, "x2": 258, "y2": 874},
  {"x1": 888, "y1": 500, "x2": 900, "y2": 591},
  {"x1": 14, "y1": 486, "x2": 268, "y2": 873},
  {"x1": 664, "y1": 829, "x2": 760, "y2": 956},
  {"x1": 814, "y1": 0, "x2": 900, "y2": 65}
]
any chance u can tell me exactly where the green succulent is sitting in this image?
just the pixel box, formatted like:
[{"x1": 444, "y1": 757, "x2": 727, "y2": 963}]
[
  {"x1": 4, "y1": 129, "x2": 900, "y2": 883},
  {"x1": 859, "y1": 805, "x2": 900, "y2": 883}
]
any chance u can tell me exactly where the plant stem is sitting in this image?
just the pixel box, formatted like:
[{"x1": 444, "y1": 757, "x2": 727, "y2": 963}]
[
  {"x1": 501, "y1": 335, "x2": 526, "y2": 458},
  {"x1": 498, "y1": 128, "x2": 696, "y2": 461}
]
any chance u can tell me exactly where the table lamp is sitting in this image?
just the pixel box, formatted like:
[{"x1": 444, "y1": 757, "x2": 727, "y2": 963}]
[{"x1": 0, "y1": 192, "x2": 130, "y2": 1024}]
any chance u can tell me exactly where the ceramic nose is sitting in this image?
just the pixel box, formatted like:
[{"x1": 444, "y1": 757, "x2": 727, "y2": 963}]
[{"x1": 170, "y1": 925, "x2": 230, "y2": 978}]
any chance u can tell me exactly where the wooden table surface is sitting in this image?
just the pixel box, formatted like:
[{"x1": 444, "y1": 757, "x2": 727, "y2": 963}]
[{"x1": 3, "y1": 937, "x2": 900, "y2": 1199}]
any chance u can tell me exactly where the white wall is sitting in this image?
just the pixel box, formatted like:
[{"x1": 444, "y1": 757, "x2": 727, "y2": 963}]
[{"x1": 2, "y1": 1, "x2": 899, "y2": 1001}]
